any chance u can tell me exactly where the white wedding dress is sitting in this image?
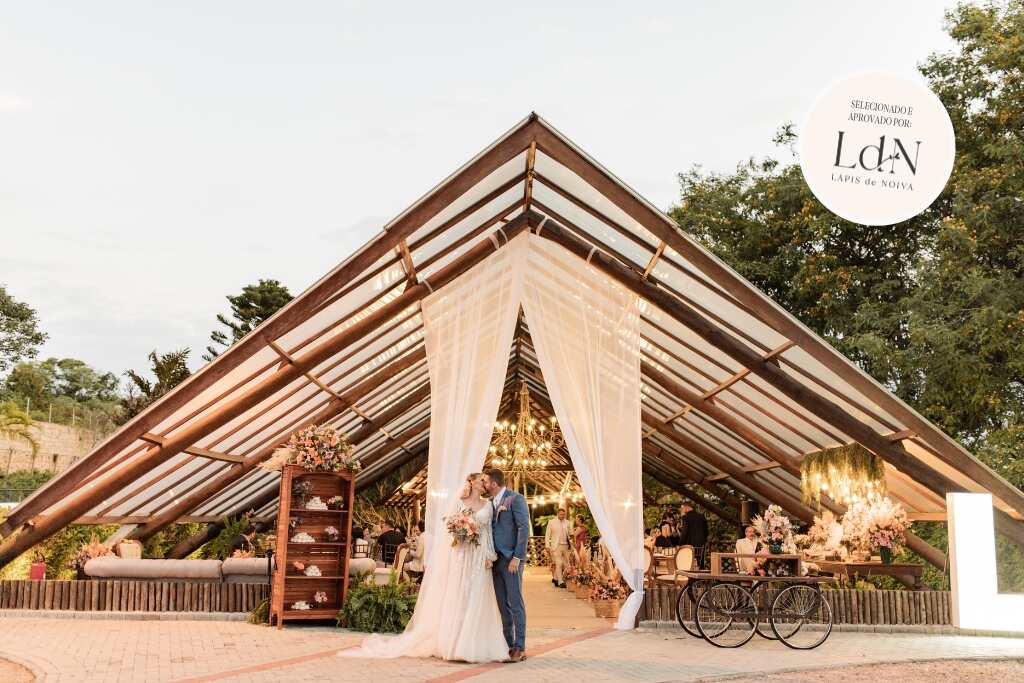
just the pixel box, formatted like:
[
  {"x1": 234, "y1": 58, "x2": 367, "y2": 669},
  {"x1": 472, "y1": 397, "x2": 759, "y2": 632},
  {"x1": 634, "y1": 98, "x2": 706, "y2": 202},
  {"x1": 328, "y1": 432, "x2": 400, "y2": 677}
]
[{"x1": 341, "y1": 501, "x2": 509, "y2": 663}]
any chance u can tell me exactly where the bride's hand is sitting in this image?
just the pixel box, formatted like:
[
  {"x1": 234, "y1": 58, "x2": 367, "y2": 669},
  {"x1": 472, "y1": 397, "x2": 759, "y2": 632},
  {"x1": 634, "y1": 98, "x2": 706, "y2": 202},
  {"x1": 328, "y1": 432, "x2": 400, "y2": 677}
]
[{"x1": 485, "y1": 559, "x2": 493, "y2": 569}]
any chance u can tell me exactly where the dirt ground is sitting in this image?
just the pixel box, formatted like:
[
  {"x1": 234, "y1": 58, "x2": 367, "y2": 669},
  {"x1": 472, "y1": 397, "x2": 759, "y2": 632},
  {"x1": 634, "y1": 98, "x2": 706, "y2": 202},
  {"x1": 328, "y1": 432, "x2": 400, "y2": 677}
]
[
  {"x1": 708, "y1": 658, "x2": 1024, "y2": 683},
  {"x1": 0, "y1": 656, "x2": 34, "y2": 682}
]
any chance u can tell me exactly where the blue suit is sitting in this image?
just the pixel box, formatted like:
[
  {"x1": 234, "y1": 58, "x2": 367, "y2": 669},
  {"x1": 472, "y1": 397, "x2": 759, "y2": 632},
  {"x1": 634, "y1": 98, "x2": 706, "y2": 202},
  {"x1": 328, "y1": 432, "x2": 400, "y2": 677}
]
[{"x1": 491, "y1": 488, "x2": 529, "y2": 651}]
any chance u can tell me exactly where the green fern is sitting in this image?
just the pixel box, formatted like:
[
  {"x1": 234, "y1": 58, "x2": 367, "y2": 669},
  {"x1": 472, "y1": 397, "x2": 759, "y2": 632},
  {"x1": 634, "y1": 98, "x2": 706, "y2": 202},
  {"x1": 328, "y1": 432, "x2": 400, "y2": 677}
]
[{"x1": 337, "y1": 572, "x2": 418, "y2": 633}]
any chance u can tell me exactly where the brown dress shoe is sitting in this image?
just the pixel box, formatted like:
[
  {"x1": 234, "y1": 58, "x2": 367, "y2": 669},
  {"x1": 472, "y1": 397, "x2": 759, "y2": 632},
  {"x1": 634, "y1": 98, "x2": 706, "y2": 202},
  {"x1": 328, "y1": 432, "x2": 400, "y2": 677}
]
[{"x1": 509, "y1": 649, "x2": 526, "y2": 663}]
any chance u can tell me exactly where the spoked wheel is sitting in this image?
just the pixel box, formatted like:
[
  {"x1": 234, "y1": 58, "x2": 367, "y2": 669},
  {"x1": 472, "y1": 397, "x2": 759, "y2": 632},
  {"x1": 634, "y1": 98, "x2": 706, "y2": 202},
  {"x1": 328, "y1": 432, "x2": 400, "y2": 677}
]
[
  {"x1": 769, "y1": 585, "x2": 833, "y2": 650},
  {"x1": 748, "y1": 582, "x2": 779, "y2": 640},
  {"x1": 675, "y1": 579, "x2": 709, "y2": 638},
  {"x1": 695, "y1": 583, "x2": 758, "y2": 648}
]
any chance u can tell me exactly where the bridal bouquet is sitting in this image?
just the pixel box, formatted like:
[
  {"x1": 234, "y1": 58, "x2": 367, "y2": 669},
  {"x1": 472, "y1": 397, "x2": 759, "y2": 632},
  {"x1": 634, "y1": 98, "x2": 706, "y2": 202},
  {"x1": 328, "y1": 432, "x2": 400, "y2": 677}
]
[{"x1": 445, "y1": 509, "x2": 480, "y2": 547}]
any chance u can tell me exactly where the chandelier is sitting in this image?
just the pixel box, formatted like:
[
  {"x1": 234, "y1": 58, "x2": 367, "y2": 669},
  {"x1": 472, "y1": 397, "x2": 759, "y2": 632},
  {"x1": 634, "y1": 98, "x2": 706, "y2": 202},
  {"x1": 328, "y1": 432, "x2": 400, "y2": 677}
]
[
  {"x1": 488, "y1": 381, "x2": 564, "y2": 486},
  {"x1": 800, "y1": 443, "x2": 887, "y2": 506}
]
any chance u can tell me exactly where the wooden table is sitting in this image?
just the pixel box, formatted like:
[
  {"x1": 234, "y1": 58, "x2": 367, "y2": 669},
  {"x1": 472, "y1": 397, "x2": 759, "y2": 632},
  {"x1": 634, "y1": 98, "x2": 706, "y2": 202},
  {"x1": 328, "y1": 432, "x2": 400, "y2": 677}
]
[{"x1": 813, "y1": 559, "x2": 924, "y2": 589}]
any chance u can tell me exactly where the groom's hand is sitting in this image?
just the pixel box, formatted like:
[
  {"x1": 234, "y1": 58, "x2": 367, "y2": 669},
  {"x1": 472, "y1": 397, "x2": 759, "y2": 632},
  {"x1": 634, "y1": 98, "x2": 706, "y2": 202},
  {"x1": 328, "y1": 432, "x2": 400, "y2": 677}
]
[
  {"x1": 508, "y1": 557, "x2": 521, "y2": 574},
  {"x1": 485, "y1": 559, "x2": 493, "y2": 569}
]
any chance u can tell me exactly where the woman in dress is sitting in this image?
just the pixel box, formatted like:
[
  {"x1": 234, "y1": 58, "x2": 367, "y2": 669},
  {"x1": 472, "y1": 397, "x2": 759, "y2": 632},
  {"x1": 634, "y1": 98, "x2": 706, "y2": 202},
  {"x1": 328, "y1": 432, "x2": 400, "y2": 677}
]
[
  {"x1": 341, "y1": 473, "x2": 508, "y2": 663},
  {"x1": 573, "y1": 514, "x2": 589, "y2": 553}
]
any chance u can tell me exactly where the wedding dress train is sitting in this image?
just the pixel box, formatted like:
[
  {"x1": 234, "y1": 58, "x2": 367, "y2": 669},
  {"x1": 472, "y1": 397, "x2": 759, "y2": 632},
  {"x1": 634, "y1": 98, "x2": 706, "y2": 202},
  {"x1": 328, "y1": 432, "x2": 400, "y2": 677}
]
[{"x1": 340, "y1": 502, "x2": 509, "y2": 663}]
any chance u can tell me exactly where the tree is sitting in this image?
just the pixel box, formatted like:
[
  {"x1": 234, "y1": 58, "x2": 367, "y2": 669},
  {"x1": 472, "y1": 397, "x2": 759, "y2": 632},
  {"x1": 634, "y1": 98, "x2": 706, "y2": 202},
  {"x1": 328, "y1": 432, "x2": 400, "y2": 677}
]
[
  {"x1": 0, "y1": 401, "x2": 38, "y2": 455},
  {"x1": 0, "y1": 285, "x2": 47, "y2": 374},
  {"x1": 120, "y1": 349, "x2": 192, "y2": 423},
  {"x1": 203, "y1": 279, "x2": 292, "y2": 361}
]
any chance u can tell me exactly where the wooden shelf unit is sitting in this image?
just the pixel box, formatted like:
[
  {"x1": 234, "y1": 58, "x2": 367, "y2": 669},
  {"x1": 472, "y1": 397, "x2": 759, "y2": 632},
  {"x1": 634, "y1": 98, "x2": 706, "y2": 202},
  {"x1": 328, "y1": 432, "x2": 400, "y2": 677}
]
[{"x1": 270, "y1": 465, "x2": 355, "y2": 628}]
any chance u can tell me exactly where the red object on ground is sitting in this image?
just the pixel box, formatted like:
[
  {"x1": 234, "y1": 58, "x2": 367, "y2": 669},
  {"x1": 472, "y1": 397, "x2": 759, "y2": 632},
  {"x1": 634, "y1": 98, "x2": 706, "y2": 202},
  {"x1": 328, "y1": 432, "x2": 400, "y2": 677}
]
[{"x1": 29, "y1": 561, "x2": 46, "y2": 581}]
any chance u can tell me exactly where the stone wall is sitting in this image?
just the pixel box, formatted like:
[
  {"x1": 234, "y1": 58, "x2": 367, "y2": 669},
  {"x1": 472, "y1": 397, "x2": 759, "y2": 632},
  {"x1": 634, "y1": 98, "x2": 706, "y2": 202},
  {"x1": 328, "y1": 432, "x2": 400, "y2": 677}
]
[{"x1": 0, "y1": 421, "x2": 103, "y2": 476}]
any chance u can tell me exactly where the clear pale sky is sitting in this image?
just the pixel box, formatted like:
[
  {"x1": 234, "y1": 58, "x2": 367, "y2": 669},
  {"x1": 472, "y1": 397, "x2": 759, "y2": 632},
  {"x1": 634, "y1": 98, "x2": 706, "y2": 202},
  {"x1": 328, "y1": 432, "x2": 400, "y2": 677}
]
[{"x1": 0, "y1": 2, "x2": 954, "y2": 377}]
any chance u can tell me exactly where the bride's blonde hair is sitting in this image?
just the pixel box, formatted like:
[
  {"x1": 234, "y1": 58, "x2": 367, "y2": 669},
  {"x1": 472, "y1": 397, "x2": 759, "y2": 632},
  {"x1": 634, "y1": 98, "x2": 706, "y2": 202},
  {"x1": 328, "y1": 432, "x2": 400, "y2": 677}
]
[{"x1": 459, "y1": 472, "x2": 483, "y2": 499}]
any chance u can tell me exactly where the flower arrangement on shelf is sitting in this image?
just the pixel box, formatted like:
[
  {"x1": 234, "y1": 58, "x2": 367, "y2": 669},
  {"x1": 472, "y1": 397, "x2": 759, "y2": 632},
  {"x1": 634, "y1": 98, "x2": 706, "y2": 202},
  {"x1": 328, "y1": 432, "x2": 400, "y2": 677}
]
[
  {"x1": 324, "y1": 526, "x2": 340, "y2": 542},
  {"x1": 750, "y1": 504, "x2": 796, "y2": 554},
  {"x1": 69, "y1": 535, "x2": 115, "y2": 571},
  {"x1": 327, "y1": 495, "x2": 345, "y2": 510},
  {"x1": 291, "y1": 532, "x2": 315, "y2": 543},
  {"x1": 314, "y1": 591, "x2": 329, "y2": 605},
  {"x1": 289, "y1": 517, "x2": 304, "y2": 531},
  {"x1": 303, "y1": 564, "x2": 322, "y2": 577},
  {"x1": 305, "y1": 496, "x2": 328, "y2": 510},
  {"x1": 292, "y1": 561, "x2": 306, "y2": 573},
  {"x1": 291, "y1": 600, "x2": 311, "y2": 611},
  {"x1": 444, "y1": 508, "x2": 480, "y2": 547},
  {"x1": 290, "y1": 425, "x2": 360, "y2": 473},
  {"x1": 292, "y1": 480, "x2": 313, "y2": 506}
]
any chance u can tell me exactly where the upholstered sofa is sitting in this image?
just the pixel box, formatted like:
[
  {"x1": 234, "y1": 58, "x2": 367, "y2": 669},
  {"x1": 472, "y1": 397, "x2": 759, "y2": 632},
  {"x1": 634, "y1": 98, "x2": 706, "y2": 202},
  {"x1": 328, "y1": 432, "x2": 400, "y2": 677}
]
[{"x1": 84, "y1": 557, "x2": 273, "y2": 584}]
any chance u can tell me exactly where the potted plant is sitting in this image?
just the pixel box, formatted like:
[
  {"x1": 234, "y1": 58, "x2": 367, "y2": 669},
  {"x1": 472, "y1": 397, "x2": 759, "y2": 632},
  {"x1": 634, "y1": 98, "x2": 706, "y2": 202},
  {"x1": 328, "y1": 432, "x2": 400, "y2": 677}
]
[
  {"x1": 590, "y1": 578, "x2": 629, "y2": 619},
  {"x1": 69, "y1": 536, "x2": 114, "y2": 579},
  {"x1": 574, "y1": 566, "x2": 594, "y2": 599},
  {"x1": 327, "y1": 495, "x2": 345, "y2": 511},
  {"x1": 29, "y1": 550, "x2": 46, "y2": 581},
  {"x1": 564, "y1": 564, "x2": 578, "y2": 592}
]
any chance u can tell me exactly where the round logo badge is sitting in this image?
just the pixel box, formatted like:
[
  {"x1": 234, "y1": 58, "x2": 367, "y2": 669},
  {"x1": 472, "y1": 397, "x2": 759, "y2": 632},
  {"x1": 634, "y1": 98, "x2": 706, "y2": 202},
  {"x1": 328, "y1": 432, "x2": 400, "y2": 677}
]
[{"x1": 800, "y1": 72, "x2": 955, "y2": 226}]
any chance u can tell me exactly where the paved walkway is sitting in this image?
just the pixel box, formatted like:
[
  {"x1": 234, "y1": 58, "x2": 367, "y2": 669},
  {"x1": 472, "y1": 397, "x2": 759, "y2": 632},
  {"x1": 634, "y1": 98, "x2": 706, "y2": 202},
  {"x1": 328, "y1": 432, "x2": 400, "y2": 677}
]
[{"x1": 2, "y1": 569, "x2": 1024, "y2": 682}]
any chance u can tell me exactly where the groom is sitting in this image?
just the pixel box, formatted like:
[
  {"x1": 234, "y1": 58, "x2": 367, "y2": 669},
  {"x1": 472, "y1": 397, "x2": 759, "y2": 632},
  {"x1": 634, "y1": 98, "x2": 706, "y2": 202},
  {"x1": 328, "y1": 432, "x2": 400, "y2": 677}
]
[{"x1": 483, "y1": 468, "x2": 529, "y2": 663}]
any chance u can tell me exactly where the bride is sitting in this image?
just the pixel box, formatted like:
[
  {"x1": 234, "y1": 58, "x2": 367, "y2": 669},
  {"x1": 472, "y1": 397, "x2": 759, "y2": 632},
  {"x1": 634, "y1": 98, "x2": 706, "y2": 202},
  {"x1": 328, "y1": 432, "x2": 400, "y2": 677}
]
[{"x1": 341, "y1": 472, "x2": 509, "y2": 663}]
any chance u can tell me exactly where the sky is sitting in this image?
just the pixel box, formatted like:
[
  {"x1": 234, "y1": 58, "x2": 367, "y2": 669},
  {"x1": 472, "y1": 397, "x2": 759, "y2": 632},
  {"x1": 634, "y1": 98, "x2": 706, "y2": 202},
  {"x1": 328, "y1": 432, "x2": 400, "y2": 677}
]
[{"x1": 0, "y1": 1, "x2": 955, "y2": 378}]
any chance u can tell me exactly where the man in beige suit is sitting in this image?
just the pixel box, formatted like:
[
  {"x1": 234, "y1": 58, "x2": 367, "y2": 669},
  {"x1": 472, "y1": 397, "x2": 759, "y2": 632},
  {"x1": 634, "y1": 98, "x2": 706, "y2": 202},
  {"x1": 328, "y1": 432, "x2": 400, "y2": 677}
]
[{"x1": 545, "y1": 508, "x2": 571, "y2": 588}]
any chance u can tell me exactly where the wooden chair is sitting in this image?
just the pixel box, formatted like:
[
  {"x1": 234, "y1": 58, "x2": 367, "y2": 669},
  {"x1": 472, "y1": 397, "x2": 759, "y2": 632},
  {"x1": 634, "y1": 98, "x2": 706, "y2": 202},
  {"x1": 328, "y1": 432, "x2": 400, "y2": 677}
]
[
  {"x1": 655, "y1": 545, "x2": 694, "y2": 587},
  {"x1": 642, "y1": 547, "x2": 654, "y2": 587}
]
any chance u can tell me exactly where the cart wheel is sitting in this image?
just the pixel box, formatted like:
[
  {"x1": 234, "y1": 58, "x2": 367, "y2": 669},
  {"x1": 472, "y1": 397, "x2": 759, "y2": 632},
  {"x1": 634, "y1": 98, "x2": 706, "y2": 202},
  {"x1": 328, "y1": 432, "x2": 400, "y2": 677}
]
[
  {"x1": 748, "y1": 582, "x2": 778, "y2": 640},
  {"x1": 769, "y1": 585, "x2": 833, "y2": 650},
  {"x1": 695, "y1": 583, "x2": 758, "y2": 648},
  {"x1": 675, "y1": 579, "x2": 708, "y2": 638}
]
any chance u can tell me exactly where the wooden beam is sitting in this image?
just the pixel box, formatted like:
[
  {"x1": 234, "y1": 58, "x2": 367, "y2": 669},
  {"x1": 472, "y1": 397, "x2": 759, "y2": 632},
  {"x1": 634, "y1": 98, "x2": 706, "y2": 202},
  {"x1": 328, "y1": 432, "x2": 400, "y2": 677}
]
[
  {"x1": 167, "y1": 486, "x2": 281, "y2": 559},
  {"x1": 642, "y1": 242, "x2": 666, "y2": 279},
  {"x1": 0, "y1": 217, "x2": 531, "y2": 567},
  {"x1": 528, "y1": 209, "x2": 1024, "y2": 553},
  {"x1": 1, "y1": 115, "x2": 540, "y2": 540},
  {"x1": 523, "y1": 141, "x2": 537, "y2": 213},
  {"x1": 532, "y1": 122, "x2": 1024, "y2": 521},
  {"x1": 744, "y1": 461, "x2": 782, "y2": 473},
  {"x1": 397, "y1": 240, "x2": 417, "y2": 285},
  {"x1": 127, "y1": 359, "x2": 430, "y2": 543},
  {"x1": 139, "y1": 434, "x2": 245, "y2": 464}
]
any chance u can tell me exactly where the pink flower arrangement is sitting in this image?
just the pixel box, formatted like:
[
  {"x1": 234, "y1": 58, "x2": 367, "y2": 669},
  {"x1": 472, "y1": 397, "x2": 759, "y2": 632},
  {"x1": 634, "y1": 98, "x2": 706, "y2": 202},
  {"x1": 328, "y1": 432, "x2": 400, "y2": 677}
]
[
  {"x1": 590, "y1": 578, "x2": 629, "y2": 601},
  {"x1": 751, "y1": 504, "x2": 795, "y2": 552},
  {"x1": 445, "y1": 508, "x2": 480, "y2": 547},
  {"x1": 314, "y1": 591, "x2": 329, "y2": 605},
  {"x1": 842, "y1": 498, "x2": 907, "y2": 554},
  {"x1": 286, "y1": 425, "x2": 360, "y2": 473}
]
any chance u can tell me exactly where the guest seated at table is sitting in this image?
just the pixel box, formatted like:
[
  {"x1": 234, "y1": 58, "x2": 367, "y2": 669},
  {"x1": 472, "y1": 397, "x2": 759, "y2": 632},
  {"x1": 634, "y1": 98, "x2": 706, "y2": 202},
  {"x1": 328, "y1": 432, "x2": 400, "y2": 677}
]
[
  {"x1": 653, "y1": 526, "x2": 673, "y2": 549},
  {"x1": 735, "y1": 526, "x2": 761, "y2": 574},
  {"x1": 351, "y1": 527, "x2": 370, "y2": 558},
  {"x1": 643, "y1": 528, "x2": 654, "y2": 550},
  {"x1": 376, "y1": 522, "x2": 405, "y2": 564},
  {"x1": 405, "y1": 521, "x2": 428, "y2": 577}
]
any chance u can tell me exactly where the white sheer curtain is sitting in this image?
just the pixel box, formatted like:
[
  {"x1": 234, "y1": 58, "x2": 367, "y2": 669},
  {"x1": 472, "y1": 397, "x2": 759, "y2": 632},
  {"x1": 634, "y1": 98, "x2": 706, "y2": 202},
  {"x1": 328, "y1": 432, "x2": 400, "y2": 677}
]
[
  {"x1": 519, "y1": 234, "x2": 645, "y2": 629},
  {"x1": 344, "y1": 238, "x2": 522, "y2": 658}
]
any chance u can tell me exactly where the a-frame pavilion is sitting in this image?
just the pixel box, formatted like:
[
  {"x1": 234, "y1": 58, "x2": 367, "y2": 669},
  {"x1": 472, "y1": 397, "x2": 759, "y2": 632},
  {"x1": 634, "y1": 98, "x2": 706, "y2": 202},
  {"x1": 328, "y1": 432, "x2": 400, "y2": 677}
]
[{"x1": 3, "y1": 113, "x2": 1022, "y2": 572}]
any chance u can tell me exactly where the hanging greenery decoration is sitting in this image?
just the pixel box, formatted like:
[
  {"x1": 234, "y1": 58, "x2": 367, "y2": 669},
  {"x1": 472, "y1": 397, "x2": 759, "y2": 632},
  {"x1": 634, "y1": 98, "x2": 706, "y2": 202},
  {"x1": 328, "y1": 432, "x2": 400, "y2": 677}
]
[{"x1": 800, "y1": 443, "x2": 887, "y2": 506}]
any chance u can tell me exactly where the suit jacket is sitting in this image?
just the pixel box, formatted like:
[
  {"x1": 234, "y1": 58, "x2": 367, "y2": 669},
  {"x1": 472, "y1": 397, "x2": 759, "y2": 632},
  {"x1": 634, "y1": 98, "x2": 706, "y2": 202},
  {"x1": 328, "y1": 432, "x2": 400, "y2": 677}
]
[
  {"x1": 491, "y1": 489, "x2": 529, "y2": 561},
  {"x1": 681, "y1": 510, "x2": 709, "y2": 547},
  {"x1": 377, "y1": 529, "x2": 405, "y2": 564},
  {"x1": 545, "y1": 517, "x2": 570, "y2": 549}
]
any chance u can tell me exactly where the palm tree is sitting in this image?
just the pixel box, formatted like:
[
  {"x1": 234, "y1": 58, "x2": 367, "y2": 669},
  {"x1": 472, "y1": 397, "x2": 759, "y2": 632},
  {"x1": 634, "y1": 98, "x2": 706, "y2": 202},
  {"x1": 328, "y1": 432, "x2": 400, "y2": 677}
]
[
  {"x1": 119, "y1": 349, "x2": 192, "y2": 424},
  {"x1": 0, "y1": 401, "x2": 38, "y2": 455}
]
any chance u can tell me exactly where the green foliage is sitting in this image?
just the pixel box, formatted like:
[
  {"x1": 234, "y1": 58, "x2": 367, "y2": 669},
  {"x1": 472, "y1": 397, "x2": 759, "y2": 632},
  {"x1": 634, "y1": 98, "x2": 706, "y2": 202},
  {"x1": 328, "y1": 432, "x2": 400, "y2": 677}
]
[
  {"x1": 120, "y1": 349, "x2": 192, "y2": 424},
  {"x1": 143, "y1": 523, "x2": 204, "y2": 559},
  {"x1": 204, "y1": 279, "x2": 292, "y2": 361},
  {"x1": 199, "y1": 515, "x2": 252, "y2": 560},
  {"x1": 2, "y1": 358, "x2": 122, "y2": 433},
  {"x1": 247, "y1": 597, "x2": 270, "y2": 625},
  {"x1": 0, "y1": 285, "x2": 47, "y2": 374},
  {"x1": 337, "y1": 572, "x2": 418, "y2": 633},
  {"x1": 0, "y1": 402, "x2": 38, "y2": 455},
  {"x1": 668, "y1": 0, "x2": 1024, "y2": 588},
  {"x1": 0, "y1": 469, "x2": 53, "y2": 493}
]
